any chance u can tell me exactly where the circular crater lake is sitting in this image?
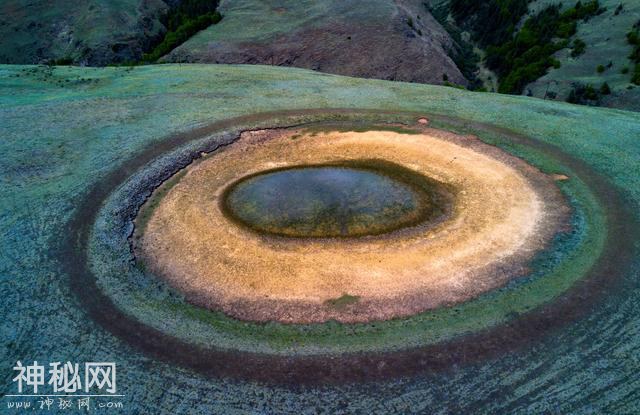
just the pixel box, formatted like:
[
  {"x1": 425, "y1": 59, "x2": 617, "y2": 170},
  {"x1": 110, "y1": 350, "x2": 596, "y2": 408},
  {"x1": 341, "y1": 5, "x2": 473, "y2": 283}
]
[{"x1": 222, "y1": 162, "x2": 445, "y2": 238}]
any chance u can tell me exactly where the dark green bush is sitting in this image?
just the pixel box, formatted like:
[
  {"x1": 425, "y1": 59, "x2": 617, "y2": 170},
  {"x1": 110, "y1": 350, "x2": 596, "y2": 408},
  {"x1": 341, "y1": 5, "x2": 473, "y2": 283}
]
[
  {"x1": 165, "y1": 0, "x2": 220, "y2": 31},
  {"x1": 632, "y1": 64, "x2": 640, "y2": 85},
  {"x1": 430, "y1": 2, "x2": 482, "y2": 90},
  {"x1": 447, "y1": 0, "x2": 604, "y2": 94},
  {"x1": 567, "y1": 83, "x2": 599, "y2": 104},
  {"x1": 407, "y1": 17, "x2": 414, "y2": 29},
  {"x1": 570, "y1": 38, "x2": 586, "y2": 57},
  {"x1": 48, "y1": 57, "x2": 74, "y2": 66}
]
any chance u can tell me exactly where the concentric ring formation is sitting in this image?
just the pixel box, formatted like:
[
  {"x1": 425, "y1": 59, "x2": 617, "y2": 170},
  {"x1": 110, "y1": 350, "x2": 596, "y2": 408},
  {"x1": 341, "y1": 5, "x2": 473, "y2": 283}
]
[
  {"x1": 135, "y1": 126, "x2": 569, "y2": 323},
  {"x1": 78, "y1": 110, "x2": 621, "y2": 380}
]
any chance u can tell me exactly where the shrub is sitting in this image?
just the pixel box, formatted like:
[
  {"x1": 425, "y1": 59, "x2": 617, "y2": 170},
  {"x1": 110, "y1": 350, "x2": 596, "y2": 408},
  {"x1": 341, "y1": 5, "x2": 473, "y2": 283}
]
[
  {"x1": 450, "y1": 0, "x2": 529, "y2": 47},
  {"x1": 567, "y1": 82, "x2": 600, "y2": 104},
  {"x1": 432, "y1": 7, "x2": 482, "y2": 90},
  {"x1": 596, "y1": 64, "x2": 605, "y2": 73},
  {"x1": 571, "y1": 39, "x2": 586, "y2": 57},
  {"x1": 165, "y1": 0, "x2": 220, "y2": 31},
  {"x1": 600, "y1": 82, "x2": 611, "y2": 95},
  {"x1": 47, "y1": 57, "x2": 73, "y2": 66},
  {"x1": 614, "y1": 4, "x2": 623, "y2": 16}
]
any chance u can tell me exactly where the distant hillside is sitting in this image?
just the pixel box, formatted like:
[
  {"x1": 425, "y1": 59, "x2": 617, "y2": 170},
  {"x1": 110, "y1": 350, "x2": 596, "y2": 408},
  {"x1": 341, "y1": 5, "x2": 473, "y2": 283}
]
[
  {"x1": 2, "y1": 0, "x2": 637, "y2": 111},
  {"x1": 0, "y1": 0, "x2": 169, "y2": 65},
  {"x1": 524, "y1": 0, "x2": 640, "y2": 112},
  {"x1": 436, "y1": 0, "x2": 640, "y2": 111},
  {"x1": 161, "y1": 0, "x2": 467, "y2": 86}
]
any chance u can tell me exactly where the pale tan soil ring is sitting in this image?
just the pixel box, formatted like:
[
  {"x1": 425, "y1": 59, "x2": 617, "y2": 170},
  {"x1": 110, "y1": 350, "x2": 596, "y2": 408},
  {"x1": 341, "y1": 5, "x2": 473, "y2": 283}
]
[{"x1": 136, "y1": 126, "x2": 569, "y2": 323}]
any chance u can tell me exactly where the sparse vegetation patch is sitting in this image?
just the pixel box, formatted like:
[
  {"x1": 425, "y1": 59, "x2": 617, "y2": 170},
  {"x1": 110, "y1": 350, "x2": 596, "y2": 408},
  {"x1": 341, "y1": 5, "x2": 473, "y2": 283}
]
[
  {"x1": 326, "y1": 294, "x2": 361, "y2": 309},
  {"x1": 566, "y1": 82, "x2": 610, "y2": 105}
]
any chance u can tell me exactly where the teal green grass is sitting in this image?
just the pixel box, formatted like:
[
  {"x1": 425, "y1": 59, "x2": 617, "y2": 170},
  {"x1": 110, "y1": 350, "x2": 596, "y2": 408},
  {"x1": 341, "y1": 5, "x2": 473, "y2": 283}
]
[{"x1": 2, "y1": 63, "x2": 640, "y2": 412}]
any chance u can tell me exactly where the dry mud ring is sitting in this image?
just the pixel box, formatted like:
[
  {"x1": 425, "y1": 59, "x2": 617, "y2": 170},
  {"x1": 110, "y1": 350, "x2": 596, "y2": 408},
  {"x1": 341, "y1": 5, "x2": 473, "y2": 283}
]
[
  {"x1": 69, "y1": 110, "x2": 635, "y2": 383},
  {"x1": 136, "y1": 127, "x2": 568, "y2": 323}
]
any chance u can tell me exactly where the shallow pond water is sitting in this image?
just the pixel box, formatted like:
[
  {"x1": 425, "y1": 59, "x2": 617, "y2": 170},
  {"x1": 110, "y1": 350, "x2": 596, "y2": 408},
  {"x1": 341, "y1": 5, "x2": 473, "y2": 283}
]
[{"x1": 223, "y1": 164, "x2": 439, "y2": 237}]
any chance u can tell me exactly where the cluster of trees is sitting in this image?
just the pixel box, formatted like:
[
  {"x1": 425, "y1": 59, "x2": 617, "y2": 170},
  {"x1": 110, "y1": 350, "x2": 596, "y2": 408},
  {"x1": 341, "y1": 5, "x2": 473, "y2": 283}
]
[
  {"x1": 449, "y1": 0, "x2": 530, "y2": 48},
  {"x1": 164, "y1": 0, "x2": 220, "y2": 32},
  {"x1": 428, "y1": 4, "x2": 481, "y2": 89},
  {"x1": 627, "y1": 21, "x2": 640, "y2": 85},
  {"x1": 450, "y1": 0, "x2": 605, "y2": 94},
  {"x1": 142, "y1": 0, "x2": 222, "y2": 62},
  {"x1": 488, "y1": 1, "x2": 604, "y2": 93},
  {"x1": 428, "y1": 1, "x2": 494, "y2": 90},
  {"x1": 566, "y1": 81, "x2": 611, "y2": 105}
]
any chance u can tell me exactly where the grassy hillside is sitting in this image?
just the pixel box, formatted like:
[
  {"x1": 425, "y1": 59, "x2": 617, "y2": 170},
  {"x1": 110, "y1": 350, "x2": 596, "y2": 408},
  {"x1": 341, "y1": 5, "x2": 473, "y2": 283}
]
[
  {"x1": 0, "y1": 0, "x2": 169, "y2": 65},
  {"x1": 439, "y1": 0, "x2": 640, "y2": 111},
  {"x1": 524, "y1": 0, "x2": 640, "y2": 111},
  {"x1": 1, "y1": 63, "x2": 639, "y2": 412},
  {"x1": 162, "y1": 0, "x2": 467, "y2": 85},
  {"x1": 3, "y1": 0, "x2": 636, "y2": 111}
]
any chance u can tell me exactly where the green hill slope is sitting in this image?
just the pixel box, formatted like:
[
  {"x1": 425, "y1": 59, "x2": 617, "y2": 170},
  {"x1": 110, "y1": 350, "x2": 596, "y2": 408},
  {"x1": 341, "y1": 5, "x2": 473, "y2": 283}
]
[
  {"x1": 0, "y1": 0, "x2": 168, "y2": 65},
  {"x1": 437, "y1": 0, "x2": 640, "y2": 111},
  {"x1": 162, "y1": 0, "x2": 467, "y2": 85},
  {"x1": 525, "y1": 0, "x2": 640, "y2": 111}
]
